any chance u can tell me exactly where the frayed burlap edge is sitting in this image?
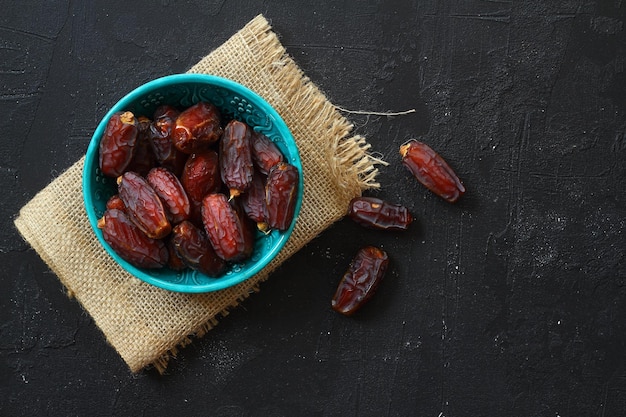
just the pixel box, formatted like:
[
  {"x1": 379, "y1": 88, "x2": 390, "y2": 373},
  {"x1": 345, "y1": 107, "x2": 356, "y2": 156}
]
[{"x1": 14, "y1": 14, "x2": 385, "y2": 374}]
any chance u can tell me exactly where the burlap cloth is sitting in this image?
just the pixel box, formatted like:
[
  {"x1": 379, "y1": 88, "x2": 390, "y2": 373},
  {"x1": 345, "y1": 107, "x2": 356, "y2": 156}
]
[{"x1": 13, "y1": 15, "x2": 383, "y2": 373}]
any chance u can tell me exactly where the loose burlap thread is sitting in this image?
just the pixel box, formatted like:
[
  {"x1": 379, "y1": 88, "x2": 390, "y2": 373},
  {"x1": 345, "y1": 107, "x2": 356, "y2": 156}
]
[{"x1": 14, "y1": 14, "x2": 383, "y2": 373}]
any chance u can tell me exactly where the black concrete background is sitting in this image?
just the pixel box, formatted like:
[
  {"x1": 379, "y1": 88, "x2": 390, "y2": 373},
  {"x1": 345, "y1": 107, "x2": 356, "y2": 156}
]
[{"x1": 2, "y1": 1, "x2": 626, "y2": 416}]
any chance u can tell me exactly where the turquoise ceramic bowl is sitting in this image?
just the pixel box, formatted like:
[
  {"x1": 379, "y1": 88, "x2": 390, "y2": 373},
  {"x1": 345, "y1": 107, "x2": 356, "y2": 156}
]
[{"x1": 83, "y1": 74, "x2": 303, "y2": 293}]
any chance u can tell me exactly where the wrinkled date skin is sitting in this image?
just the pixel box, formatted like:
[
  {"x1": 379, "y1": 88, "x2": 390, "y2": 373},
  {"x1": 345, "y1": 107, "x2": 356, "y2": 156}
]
[
  {"x1": 146, "y1": 167, "x2": 190, "y2": 224},
  {"x1": 118, "y1": 171, "x2": 171, "y2": 239},
  {"x1": 332, "y1": 246, "x2": 389, "y2": 316},
  {"x1": 400, "y1": 140, "x2": 465, "y2": 203},
  {"x1": 172, "y1": 102, "x2": 223, "y2": 154},
  {"x1": 241, "y1": 172, "x2": 269, "y2": 232},
  {"x1": 98, "y1": 208, "x2": 169, "y2": 269},
  {"x1": 149, "y1": 106, "x2": 187, "y2": 176},
  {"x1": 171, "y1": 221, "x2": 227, "y2": 277},
  {"x1": 126, "y1": 116, "x2": 157, "y2": 176},
  {"x1": 348, "y1": 197, "x2": 413, "y2": 231},
  {"x1": 232, "y1": 198, "x2": 256, "y2": 259},
  {"x1": 265, "y1": 162, "x2": 299, "y2": 231},
  {"x1": 220, "y1": 120, "x2": 254, "y2": 199},
  {"x1": 201, "y1": 193, "x2": 254, "y2": 262},
  {"x1": 251, "y1": 132, "x2": 283, "y2": 175},
  {"x1": 181, "y1": 151, "x2": 221, "y2": 202},
  {"x1": 99, "y1": 111, "x2": 139, "y2": 177}
]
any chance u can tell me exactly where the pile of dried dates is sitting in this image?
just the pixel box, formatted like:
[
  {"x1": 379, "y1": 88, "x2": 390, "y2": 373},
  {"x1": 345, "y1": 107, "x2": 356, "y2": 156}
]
[
  {"x1": 97, "y1": 102, "x2": 299, "y2": 277},
  {"x1": 332, "y1": 140, "x2": 465, "y2": 316}
]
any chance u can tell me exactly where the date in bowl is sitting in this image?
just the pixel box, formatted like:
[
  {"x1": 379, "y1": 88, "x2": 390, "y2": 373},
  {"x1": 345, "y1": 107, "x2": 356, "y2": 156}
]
[{"x1": 83, "y1": 74, "x2": 303, "y2": 293}]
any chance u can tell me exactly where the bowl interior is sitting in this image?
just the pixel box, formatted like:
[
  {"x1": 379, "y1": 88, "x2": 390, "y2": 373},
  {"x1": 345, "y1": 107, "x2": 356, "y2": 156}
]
[{"x1": 83, "y1": 74, "x2": 303, "y2": 293}]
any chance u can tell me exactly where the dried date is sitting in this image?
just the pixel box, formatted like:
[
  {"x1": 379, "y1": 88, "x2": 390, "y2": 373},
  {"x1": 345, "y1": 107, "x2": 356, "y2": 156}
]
[
  {"x1": 171, "y1": 221, "x2": 227, "y2": 277},
  {"x1": 181, "y1": 151, "x2": 221, "y2": 202},
  {"x1": 99, "y1": 111, "x2": 139, "y2": 177},
  {"x1": 117, "y1": 171, "x2": 171, "y2": 239},
  {"x1": 126, "y1": 116, "x2": 157, "y2": 176},
  {"x1": 348, "y1": 196, "x2": 413, "y2": 231},
  {"x1": 201, "y1": 193, "x2": 254, "y2": 262},
  {"x1": 240, "y1": 172, "x2": 269, "y2": 232},
  {"x1": 98, "y1": 208, "x2": 169, "y2": 269},
  {"x1": 149, "y1": 108, "x2": 186, "y2": 176},
  {"x1": 220, "y1": 120, "x2": 254, "y2": 199},
  {"x1": 399, "y1": 140, "x2": 465, "y2": 203},
  {"x1": 331, "y1": 246, "x2": 389, "y2": 316},
  {"x1": 146, "y1": 167, "x2": 190, "y2": 224},
  {"x1": 172, "y1": 102, "x2": 222, "y2": 154},
  {"x1": 251, "y1": 132, "x2": 283, "y2": 175},
  {"x1": 265, "y1": 162, "x2": 299, "y2": 231}
]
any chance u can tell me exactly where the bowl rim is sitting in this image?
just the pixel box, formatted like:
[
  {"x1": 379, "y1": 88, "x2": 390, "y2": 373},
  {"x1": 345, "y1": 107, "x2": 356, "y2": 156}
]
[{"x1": 82, "y1": 73, "x2": 303, "y2": 293}]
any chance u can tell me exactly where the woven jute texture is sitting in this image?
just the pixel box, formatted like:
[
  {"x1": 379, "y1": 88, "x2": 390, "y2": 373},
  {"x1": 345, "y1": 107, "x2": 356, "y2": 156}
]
[{"x1": 14, "y1": 14, "x2": 382, "y2": 373}]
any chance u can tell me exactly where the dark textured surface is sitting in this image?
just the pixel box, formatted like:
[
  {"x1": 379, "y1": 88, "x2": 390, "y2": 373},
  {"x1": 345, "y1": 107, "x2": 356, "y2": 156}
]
[{"x1": 2, "y1": 1, "x2": 625, "y2": 416}]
